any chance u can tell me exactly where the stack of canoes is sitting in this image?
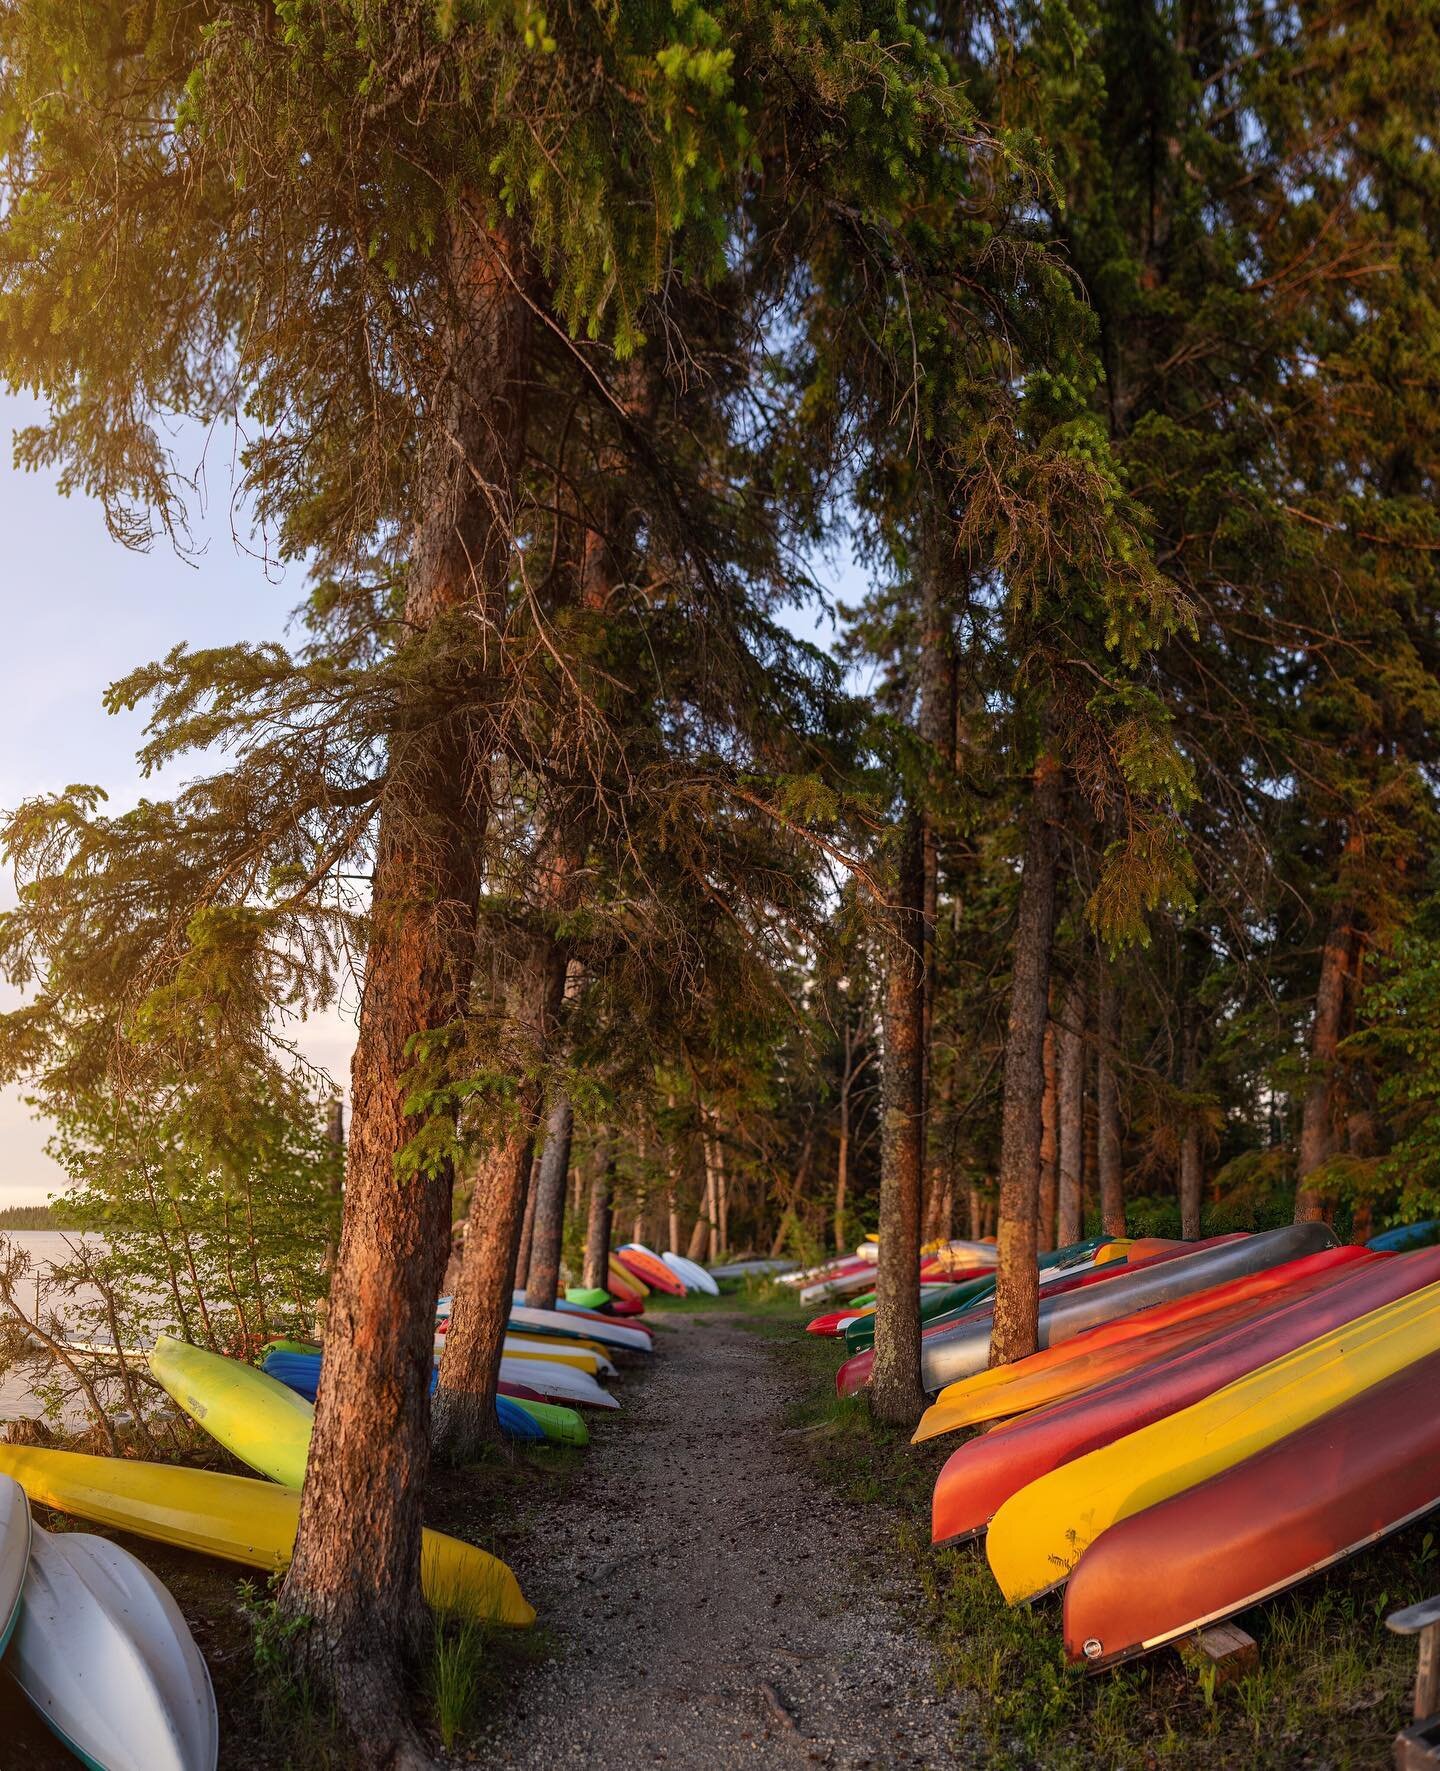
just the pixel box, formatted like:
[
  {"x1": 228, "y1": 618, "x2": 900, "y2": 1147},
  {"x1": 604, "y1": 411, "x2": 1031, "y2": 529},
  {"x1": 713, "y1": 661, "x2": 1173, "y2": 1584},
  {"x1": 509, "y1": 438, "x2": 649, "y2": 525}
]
[{"x1": 807, "y1": 1217, "x2": 1440, "y2": 1669}]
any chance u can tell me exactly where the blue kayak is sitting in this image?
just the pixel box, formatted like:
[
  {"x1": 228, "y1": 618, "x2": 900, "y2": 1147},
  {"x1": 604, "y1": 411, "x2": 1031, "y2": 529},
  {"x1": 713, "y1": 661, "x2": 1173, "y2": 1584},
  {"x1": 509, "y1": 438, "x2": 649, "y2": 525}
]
[
  {"x1": 260, "y1": 1350, "x2": 545, "y2": 1443},
  {"x1": 1368, "y1": 1218, "x2": 1440, "y2": 1253}
]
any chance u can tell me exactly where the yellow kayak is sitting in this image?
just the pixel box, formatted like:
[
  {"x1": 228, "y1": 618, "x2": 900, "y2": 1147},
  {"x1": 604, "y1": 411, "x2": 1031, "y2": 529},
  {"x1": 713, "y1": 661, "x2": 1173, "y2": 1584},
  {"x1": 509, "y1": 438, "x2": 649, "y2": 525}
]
[
  {"x1": 150, "y1": 1334, "x2": 312, "y2": 1487},
  {"x1": 499, "y1": 1340, "x2": 604, "y2": 1374},
  {"x1": 986, "y1": 1280, "x2": 1440, "y2": 1604},
  {"x1": 0, "y1": 1444, "x2": 534, "y2": 1625}
]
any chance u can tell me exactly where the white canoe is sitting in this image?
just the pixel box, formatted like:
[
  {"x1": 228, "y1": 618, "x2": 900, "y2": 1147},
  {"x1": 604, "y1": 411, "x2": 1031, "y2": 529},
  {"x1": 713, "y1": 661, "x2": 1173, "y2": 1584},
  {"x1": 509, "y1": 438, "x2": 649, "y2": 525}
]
[
  {"x1": 506, "y1": 1304, "x2": 652, "y2": 1352},
  {"x1": 0, "y1": 1476, "x2": 30, "y2": 1654},
  {"x1": 497, "y1": 1359, "x2": 619, "y2": 1410},
  {"x1": 12, "y1": 1522, "x2": 218, "y2": 1770},
  {"x1": 662, "y1": 1252, "x2": 719, "y2": 1295},
  {"x1": 502, "y1": 1336, "x2": 617, "y2": 1376},
  {"x1": 708, "y1": 1259, "x2": 796, "y2": 1279}
]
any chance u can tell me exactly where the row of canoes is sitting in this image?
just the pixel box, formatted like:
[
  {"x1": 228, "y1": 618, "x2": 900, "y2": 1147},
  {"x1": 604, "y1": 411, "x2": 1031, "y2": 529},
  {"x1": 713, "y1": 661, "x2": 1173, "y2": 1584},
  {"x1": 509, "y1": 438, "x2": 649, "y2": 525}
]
[
  {"x1": 3, "y1": 1240, "x2": 728, "y2": 1766},
  {"x1": 803, "y1": 1219, "x2": 1440, "y2": 1669}
]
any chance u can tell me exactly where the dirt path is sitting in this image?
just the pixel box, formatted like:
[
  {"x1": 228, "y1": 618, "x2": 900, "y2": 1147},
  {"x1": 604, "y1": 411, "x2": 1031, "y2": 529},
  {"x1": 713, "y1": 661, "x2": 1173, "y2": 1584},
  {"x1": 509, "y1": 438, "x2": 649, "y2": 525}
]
[{"x1": 476, "y1": 1311, "x2": 972, "y2": 1768}]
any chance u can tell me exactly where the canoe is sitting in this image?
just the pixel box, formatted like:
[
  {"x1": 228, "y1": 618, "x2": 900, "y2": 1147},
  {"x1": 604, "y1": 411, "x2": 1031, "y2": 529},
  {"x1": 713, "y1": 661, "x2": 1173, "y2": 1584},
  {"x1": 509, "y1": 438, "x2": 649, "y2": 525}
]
[
  {"x1": 843, "y1": 1224, "x2": 1336, "y2": 1395},
  {"x1": 1369, "y1": 1218, "x2": 1440, "y2": 1253},
  {"x1": 985, "y1": 1275, "x2": 1440, "y2": 1603},
  {"x1": 0, "y1": 1446, "x2": 534, "y2": 1626},
  {"x1": 614, "y1": 1246, "x2": 685, "y2": 1297},
  {"x1": 916, "y1": 1243, "x2": 1376, "y2": 1438},
  {"x1": 930, "y1": 1247, "x2": 1436, "y2": 1544},
  {"x1": 662, "y1": 1252, "x2": 720, "y2": 1295},
  {"x1": 12, "y1": 1523, "x2": 218, "y2": 1771},
  {"x1": 799, "y1": 1259, "x2": 885, "y2": 1304},
  {"x1": 506, "y1": 1304, "x2": 652, "y2": 1352},
  {"x1": 529, "y1": 1293, "x2": 654, "y2": 1337},
  {"x1": 1064, "y1": 1347, "x2": 1440, "y2": 1666},
  {"x1": 708, "y1": 1259, "x2": 796, "y2": 1279},
  {"x1": 843, "y1": 1242, "x2": 1188, "y2": 1357},
  {"x1": 0, "y1": 1476, "x2": 29, "y2": 1656}
]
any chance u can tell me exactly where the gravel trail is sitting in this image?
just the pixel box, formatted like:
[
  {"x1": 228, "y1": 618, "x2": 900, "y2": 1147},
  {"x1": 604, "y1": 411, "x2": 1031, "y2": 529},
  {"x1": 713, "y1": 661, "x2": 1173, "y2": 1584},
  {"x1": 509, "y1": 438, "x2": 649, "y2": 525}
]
[{"x1": 478, "y1": 1310, "x2": 972, "y2": 1768}]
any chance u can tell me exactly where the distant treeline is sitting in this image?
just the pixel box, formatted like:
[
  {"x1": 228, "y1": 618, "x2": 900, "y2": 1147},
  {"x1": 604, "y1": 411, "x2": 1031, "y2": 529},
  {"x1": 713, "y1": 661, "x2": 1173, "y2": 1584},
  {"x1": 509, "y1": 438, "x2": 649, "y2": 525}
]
[{"x1": 0, "y1": 1204, "x2": 57, "y2": 1230}]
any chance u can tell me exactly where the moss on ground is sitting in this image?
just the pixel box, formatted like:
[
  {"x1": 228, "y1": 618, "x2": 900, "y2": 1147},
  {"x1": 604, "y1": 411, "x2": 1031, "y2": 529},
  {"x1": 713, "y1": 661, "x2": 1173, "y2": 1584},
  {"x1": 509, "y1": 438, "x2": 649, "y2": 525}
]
[{"x1": 748, "y1": 1298, "x2": 1436, "y2": 1770}]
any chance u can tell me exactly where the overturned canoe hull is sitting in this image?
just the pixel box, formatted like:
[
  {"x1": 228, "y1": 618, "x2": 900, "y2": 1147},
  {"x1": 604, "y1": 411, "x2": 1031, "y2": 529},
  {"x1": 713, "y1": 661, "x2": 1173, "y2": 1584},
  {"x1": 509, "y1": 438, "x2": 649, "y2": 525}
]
[
  {"x1": 1064, "y1": 1347, "x2": 1440, "y2": 1666},
  {"x1": 930, "y1": 1247, "x2": 1438, "y2": 1545}
]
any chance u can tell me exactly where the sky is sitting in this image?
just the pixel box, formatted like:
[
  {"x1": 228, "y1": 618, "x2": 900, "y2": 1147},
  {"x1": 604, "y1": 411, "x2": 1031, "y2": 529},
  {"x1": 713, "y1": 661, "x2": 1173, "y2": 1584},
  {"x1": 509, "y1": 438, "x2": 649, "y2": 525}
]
[
  {"x1": 0, "y1": 391, "x2": 358, "y2": 1204},
  {"x1": 0, "y1": 389, "x2": 860, "y2": 1206}
]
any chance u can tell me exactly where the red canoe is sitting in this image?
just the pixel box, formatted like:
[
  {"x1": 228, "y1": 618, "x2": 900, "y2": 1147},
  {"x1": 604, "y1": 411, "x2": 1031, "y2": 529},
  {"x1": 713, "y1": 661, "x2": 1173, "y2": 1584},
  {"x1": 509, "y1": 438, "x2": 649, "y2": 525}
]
[
  {"x1": 838, "y1": 1237, "x2": 1241, "y2": 1397},
  {"x1": 930, "y1": 1247, "x2": 1436, "y2": 1546},
  {"x1": 1063, "y1": 1345, "x2": 1440, "y2": 1667}
]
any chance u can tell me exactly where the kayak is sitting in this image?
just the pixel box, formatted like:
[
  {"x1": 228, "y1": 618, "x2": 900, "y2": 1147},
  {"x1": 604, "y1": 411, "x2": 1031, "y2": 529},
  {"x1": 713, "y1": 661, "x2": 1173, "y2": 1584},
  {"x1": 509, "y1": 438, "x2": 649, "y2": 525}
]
[
  {"x1": 151, "y1": 1336, "x2": 313, "y2": 1488},
  {"x1": 259, "y1": 1350, "x2": 586, "y2": 1445},
  {"x1": 12, "y1": 1523, "x2": 218, "y2": 1771},
  {"x1": 608, "y1": 1257, "x2": 649, "y2": 1299},
  {"x1": 708, "y1": 1259, "x2": 796, "y2": 1279},
  {"x1": 663, "y1": 1252, "x2": 720, "y2": 1295},
  {"x1": 1064, "y1": 1347, "x2": 1440, "y2": 1666},
  {"x1": 0, "y1": 1446, "x2": 534, "y2": 1626},
  {"x1": 930, "y1": 1246, "x2": 1436, "y2": 1544},
  {"x1": 986, "y1": 1276, "x2": 1440, "y2": 1603},
  {"x1": 615, "y1": 1246, "x2": 685, "y2": 1297},
  {"x1": 915, "y1": 1243, "x2": 1377, "y2": 1438},
  {"x1": 843, "y1": 1224, "x2": 1337, "y2": 1395}
]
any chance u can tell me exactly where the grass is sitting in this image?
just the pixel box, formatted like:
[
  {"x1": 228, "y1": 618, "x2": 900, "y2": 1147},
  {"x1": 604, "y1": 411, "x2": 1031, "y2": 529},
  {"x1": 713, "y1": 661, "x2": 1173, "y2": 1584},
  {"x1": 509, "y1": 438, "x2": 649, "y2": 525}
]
[{"x1": 750, "y1": 1301, "x2": 1434, "y2": 1770}]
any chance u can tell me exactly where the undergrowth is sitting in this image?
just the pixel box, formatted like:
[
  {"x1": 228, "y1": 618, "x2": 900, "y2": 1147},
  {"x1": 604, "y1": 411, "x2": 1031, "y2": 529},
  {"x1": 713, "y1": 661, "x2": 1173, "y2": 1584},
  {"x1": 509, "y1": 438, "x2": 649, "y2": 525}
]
[{"x1": 750, "y1": 1303, "x2": 1432, "y2": 1770}]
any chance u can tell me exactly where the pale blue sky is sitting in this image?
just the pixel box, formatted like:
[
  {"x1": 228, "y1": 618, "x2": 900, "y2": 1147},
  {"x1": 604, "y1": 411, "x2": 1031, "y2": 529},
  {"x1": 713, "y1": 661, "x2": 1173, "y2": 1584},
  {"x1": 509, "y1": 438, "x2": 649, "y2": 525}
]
[
  {"x1": 0, "y1": 390, "x2": 358, "y2": 1202},
  {"x1": 0, "y1": 390, "x2": 857, "y2": 1204}
]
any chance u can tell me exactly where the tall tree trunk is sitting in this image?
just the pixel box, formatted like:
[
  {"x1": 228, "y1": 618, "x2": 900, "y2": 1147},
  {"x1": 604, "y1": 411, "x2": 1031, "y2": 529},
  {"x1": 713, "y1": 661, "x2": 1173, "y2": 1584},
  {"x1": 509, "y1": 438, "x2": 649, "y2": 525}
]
[
  {"x1": 868, "y1": 812, "x2": 928, "y2": 1425},
  {"x1": 1037, "y1": 1021, "x2": 1057, "y2": 1252},
  {"x1": 433, "y1": 938, "x2": 567, "y2": 1461},
  {"x1": 1179, "y1": 1002, "x2": 1202, "y2": 1239},
  {"x1": 525, "y1": 1091, "x2": 574, "y2": 1308},
  {"x1": 583, "y1": 1138, "x2": 615, "y2": 1290},
  {"x1": 1097, "y1": 957, "x2": 1126, "y2": 1238},
  {"x1": 667, "y1": 1189, "x2": 680, "y2": 1256},
  {"x1": 1056, "y1": 974, "x2": 1085, "y2": 1248},
  {"x1": 968, "y1": 1184, "x2": 982, "y2": 1242},
  {"x1": 514, "y1": 1151, "x2": 541, "y2": 1290},
  {"x1": 916, "y1": 547, "x2": 956, "y2": 1239},
  {"x1": 280, "y1": 217, "x2": 529, "y2": 1761},
  {"x1": 990, "y1": 747, "x2": 1061, "y2": 1367},
  {"x1": 714, "y1": 1128, "x2": 730, "y2": 1257},
  {"x1": 1295, "y1": 895, "x2": 1355, "y2": 1223},
  {"x1": 686, "y1": 1199, "x2": 710, "y2": 1264}
]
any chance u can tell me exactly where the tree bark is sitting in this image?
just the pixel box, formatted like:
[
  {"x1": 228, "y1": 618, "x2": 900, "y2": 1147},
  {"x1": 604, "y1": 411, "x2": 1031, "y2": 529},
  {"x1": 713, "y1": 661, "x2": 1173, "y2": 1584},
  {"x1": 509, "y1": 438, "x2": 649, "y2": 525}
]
[
  {"x1": 968, "y1": 1184, "x2": 982, "y2": 1242},
  {"x1": 1037, "y1": 1021, "x2": 1057, "y2": 1252},
  {"x1": 514, "y1": 1151, "x2": 541, "y2": 1290},
  {"x1": 1179, "y1": 1001, "x2": 1203, "y2": 1239},
  {"x1": 990, "y1": 747, "x2": 1061, "y2": 1367},
  {"x1": 667, "y1": 1189, "x2": 681, "y2": 1256},
  {"x1": 1295, "y1": 895, "x2": 1355, "y2": 1223},
  {"x1": 433, "y1": 936, "x2": 568, "y2": 1462},
  {"x1": 868, "y1": 811, "x2": 928, "y2": 1425},
  {"x1": 525, "y1": 1091, "x2": 574, "y2": 1309},
  {"x1": 1097, "y1": 958, "x2": 1126, "y2": 1238},
  {"x1": 1056, "y1": 974, "x2": 1085, "y2": 1248},
  {"x1": 583, "y1": 1138, "x2": 615, "y2": 1290},
  {"x1": 280, "y1": 215, "x2": 529, "y2": 1762}
]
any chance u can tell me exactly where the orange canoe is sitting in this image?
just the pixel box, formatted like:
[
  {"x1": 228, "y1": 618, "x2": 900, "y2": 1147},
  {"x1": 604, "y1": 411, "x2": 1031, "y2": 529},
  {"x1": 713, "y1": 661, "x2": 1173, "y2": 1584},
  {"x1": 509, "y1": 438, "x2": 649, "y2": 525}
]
[
  {"x1": 913, "y1": 1243, "x2": 1373, "y2": 1437},
  {"x1": 614, "y1": 1246, "x2": 686, "y2": 1297},
  {"x1": 607, "y1": 1257, "x2": 649, "y2": 1299}
]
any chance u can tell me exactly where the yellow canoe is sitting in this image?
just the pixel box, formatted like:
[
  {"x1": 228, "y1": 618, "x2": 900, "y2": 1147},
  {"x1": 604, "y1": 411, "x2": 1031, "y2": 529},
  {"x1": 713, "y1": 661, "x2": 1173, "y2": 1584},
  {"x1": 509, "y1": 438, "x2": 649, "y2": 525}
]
[
  {"x1": 499, "y1": 1340, "x2": 603, "y2": 1374},
  {"x1": 0, "y1": 1444, "x2": 534, "y2": 1625},
  {"x1": 986, "y1": 1280, "x2": 1440, "y2": 1604},
  {"x1": 150, "y1": 1334, "x2": 312, "y2": 1486}
]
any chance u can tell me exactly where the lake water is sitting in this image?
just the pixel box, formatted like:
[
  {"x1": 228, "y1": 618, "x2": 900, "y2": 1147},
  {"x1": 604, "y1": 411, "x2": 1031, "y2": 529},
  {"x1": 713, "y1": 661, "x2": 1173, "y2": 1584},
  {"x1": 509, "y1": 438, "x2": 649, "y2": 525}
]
[{"x1": 0, "y1": 1229, "x2": 108, "y2": 1422}]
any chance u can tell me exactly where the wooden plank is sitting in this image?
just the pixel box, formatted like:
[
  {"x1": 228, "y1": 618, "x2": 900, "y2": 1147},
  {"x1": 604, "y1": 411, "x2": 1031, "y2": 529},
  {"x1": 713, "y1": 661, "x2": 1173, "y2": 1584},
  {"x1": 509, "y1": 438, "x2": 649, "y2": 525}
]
[
  {"x1": 1390, "y1": 1596, "x2": 1440, "y2": 1637},
  {"x1": 1179, "y1": 1622, "x2": 1259, "y2": 1685}
]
